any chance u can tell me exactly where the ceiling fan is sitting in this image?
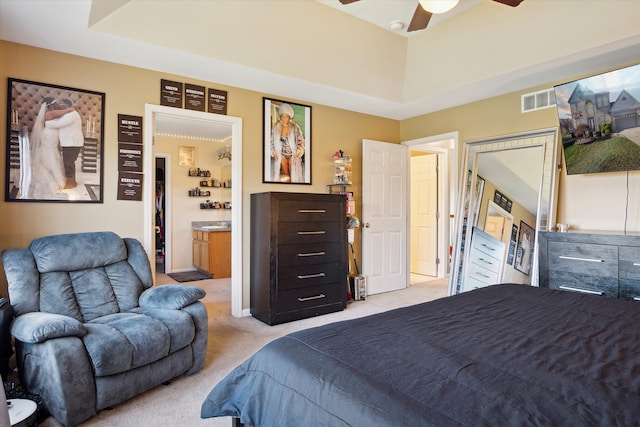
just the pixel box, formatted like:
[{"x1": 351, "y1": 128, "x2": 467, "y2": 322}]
[{"x1": 338, "y1": 0, "x2": 524, "y2": 33}]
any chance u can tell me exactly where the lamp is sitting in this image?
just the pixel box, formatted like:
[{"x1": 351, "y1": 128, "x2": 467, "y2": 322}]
[{"x1": 418, "y1": 0, "x2": 459, "y2": 14}]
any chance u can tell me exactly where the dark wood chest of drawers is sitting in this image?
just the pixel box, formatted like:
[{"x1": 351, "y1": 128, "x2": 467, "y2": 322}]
[
  {"x1": 250, "y1": 192, "x2": 348, "y2": 325},
  {"x1": 538, "y1": 231, "x2": 640, "y2": 301}
]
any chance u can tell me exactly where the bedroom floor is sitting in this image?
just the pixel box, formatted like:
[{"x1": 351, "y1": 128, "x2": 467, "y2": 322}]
[{"x1": 36, "y1": 273, "x2": 448, "y2": 426}]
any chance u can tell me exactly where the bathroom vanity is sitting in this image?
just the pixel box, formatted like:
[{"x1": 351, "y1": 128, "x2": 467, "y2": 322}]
[{"x1": 192, "y1": 222, "x2": 231, "y2": 279}]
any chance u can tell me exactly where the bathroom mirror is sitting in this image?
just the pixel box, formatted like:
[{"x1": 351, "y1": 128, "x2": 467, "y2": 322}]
[{"x1": 448, "y1": 128, "x2": 560, "y2": 295}]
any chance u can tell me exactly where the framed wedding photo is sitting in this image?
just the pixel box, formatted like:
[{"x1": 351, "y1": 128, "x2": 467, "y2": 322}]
[
  {"x1": 5, "y1": 78, "x2": 105, "y2": 203},
  {"x1": 262, "y1": 97, "x2": 311, "y2": 184}
]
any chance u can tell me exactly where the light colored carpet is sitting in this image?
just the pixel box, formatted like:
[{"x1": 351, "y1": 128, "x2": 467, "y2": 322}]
[{"x1": 39, "y1": 276, "x2": 448, "y2": 427}]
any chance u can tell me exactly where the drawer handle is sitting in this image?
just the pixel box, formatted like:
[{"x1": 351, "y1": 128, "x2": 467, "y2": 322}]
[
  {"x1": 298, "y1": 294, "x2": 326, "y2": 302},
  {"x1": 558, "y1": 255, "x2": 604, "y2": 263},
  {"x1": 480, "y1": 244, "x2": 496, "y2": 252},
  {"x1": 298, "y1": 209, "x2": 326, "y2": 213},
  {"x1": 298, "y1": 251, "x2": 326, "y2": 257},
  {"x1": 298, "y1": 273, "x2": 326, "y2": 279},
  {"x1": 297, "y1": 231, "x2": 326, "y2": 235},
  {"x1": 634, "y1": 262, "x2": 640, "y2": 267},
  {"x1": 559, "y1": 285, "x2": 604, "y2": 295},
  {"x1": 474, "y1": 272, "x2": 491, "y2": 279},
  {"x1": 478, "y1": 258, "x2": 494, "y2": 265}
]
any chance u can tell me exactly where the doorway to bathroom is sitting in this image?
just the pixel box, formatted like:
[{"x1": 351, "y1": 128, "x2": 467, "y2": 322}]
[{"x1": 144, "y1": 104, "x2": 244, "y2": 318}]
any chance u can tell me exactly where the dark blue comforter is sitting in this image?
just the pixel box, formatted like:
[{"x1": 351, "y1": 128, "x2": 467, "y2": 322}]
[{"x1": 201, "y1": 284, "x2": 640, "y2": 426}]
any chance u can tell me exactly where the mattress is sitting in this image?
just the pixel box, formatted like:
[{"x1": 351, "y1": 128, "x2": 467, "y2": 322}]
[{"x1": 201, "y1": 284, "x2": 640, "y2": 426}]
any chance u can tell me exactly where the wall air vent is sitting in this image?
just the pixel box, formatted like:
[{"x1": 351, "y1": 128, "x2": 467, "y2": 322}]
[{"x1": 521, "y1": 88, "x2": 556, "y2": 113}]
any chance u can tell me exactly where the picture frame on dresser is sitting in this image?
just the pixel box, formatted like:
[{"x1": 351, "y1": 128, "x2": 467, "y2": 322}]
[
  {"x1": 262, "y1": 97, "x2": 311, "y2": 184},
  {"x1": 5, "y1": 78, "x2": 105, "y2": 203},
  {"x1": 514, "y1": 221, "x2": 535, "y2": 275}
]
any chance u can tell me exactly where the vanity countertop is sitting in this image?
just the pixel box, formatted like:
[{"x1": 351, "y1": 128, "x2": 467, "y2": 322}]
[{"x1": 192, "y1": 221, "x2": 231, "y2": 232}]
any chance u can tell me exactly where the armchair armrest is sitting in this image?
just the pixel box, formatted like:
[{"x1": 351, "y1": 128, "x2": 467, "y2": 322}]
[
  {"x1": 11, "y1": 312, "x2": 86, "y2": 344},
  {"x1": 139, "y1": 284, "x2": 205, "y2": 310}
]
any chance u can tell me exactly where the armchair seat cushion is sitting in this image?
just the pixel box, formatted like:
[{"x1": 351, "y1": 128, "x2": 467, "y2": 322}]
[{"x1": 84, "y1": 309, "x2": 195, "y2": 377}]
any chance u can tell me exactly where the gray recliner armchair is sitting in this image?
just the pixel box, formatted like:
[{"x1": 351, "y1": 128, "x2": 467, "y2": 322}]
[{"x1": 1, "y1": 231, "x2": 208, "y2": 426}]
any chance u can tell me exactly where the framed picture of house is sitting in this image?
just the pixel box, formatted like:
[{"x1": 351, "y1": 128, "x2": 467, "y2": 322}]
[
  {"x1": 262, "y1": 97, "x2": 311, "y2": 184},
  {"x1": 514, "y1": 221, "x2": 535, "y2": 275},
  {"x1": 5, "y1": 78, "x2": 105, "y2": 203}
]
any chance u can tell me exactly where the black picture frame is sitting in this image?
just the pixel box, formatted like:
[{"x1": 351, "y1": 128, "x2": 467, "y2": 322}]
[
  {"x1": 6, "y1": 78, "x2": 105, "y2": 203},
  {"x1": 514, "y1": 221, "x2": 535, "y2": 275},
  {"x1": 262, "y1": 97, "x2": 311, "y2": 184},
  {"x1": 507, "y1": 224, "x2": 518, "y2": 265}
]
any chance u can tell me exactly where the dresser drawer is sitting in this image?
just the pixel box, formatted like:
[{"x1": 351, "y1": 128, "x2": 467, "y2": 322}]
[
  {"x1": 250, "y1": 192, "x2": 347, "y2": 325},
  {"x1": 461, "y1": 277, "x2": 495, "y2": 292},
  {"x1": 468, "y1": 248, "x2": 502, "y2": 274},
  {"x1": 276, "y1": 200, "x2": 343, "y2": 222},
  {"x1": 466, "y1": 261, "x2": 499, "y2": 285},
  {"x1": 548, "y1": 242, "x2": 618, "y2": 277},
  {"x1": 276, "y1": 283, "x2": 344, "y2": 312},
  {"x1": 619, "y1": 246, "x2": 640, "y2": 280},
  {"x1": 277, "y1": 262, "x2": 344, "y2": 291},
  {"x1": 619, "y1": 279, "x2": 640, "y2": 302},
  {"x1": 278, "y1": 242, "x2": 343, "y2": 266},
  {"x1": 548, "y1": 270, "x2": 618, "y2": 298},
  {"x1": 471, "y1": 231, "x2": 504, "y2": 258},
  {"x1": 277, "y1": 222, "x2": 342, "y2": 244}
]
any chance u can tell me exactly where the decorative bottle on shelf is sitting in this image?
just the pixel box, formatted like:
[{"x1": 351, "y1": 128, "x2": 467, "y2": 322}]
[{"x1": 333, "y1": 155, "x2": 352, "y2": 185}]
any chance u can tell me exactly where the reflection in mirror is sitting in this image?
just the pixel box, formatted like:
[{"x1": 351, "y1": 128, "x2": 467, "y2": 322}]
[
  {"x1": 484, "y1": 201, "x2": 513, "y2": 245},
  {"x1": 449, "y1": 128, "x2": 560, "y2": 295}
]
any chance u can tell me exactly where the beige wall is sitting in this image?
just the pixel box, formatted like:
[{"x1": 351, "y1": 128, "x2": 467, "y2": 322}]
[
  {"x1": 1, "y1": 41, "x2": 638, "y2": 302},
  {"x1": 401, "y1": 67, "x2": 640, "y2": 235},
  {"x1": 0, "y1": 41, "x2": 399, "y2": 300}
]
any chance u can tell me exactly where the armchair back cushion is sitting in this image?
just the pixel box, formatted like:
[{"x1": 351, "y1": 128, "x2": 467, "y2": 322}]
[{"x1": 7, "y1": 232, "x2": 152, "y2": 322}]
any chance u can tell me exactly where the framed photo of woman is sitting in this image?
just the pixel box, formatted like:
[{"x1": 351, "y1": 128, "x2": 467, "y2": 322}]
[
  {"x1": 262, "y1": 97, "x2": 311, "y2": 184},
  {"x1": 5, "y1": 78, "x2": 105, "y2": 203},
  {"x1": 514, "y1": 221, "x2": 535, "y2": 275}
]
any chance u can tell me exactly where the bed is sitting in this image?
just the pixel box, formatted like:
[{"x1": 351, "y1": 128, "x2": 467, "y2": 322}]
[{"x1": 201, "y1": 284, "x2": 640, "y2": 426}]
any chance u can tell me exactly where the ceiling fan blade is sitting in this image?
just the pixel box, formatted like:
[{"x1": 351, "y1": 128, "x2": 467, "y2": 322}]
[
  {"x1": 407, "y1": 4, "x2": 432, "y2": 32},
  {"x1": 339, "y1": 0, "x2": 359, "y2": 4},
  {"x1": 493, "y1": 0, "x2": 524, "y2": 6}
]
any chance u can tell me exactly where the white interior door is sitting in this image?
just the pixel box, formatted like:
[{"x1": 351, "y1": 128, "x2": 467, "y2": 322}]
[
  {"x1": 362, "y1": 139, "x2": 408, "y2": 295},
  {"x1": 410, "y1": 154, "x2": 438, "y2": 276}
]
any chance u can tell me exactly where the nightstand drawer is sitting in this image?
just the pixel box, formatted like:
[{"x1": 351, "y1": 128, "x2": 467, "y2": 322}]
[
  {"x1": 277, "y1": 262, "x2": 344, "y2": 291},
  {"x1": 548, "y1": 242, "x2": 617, "y2": 277},
  {"x1": 277, "y1": 200, "x2": 343, "y2": 222},
  {"x1": 277, "y1": 222, "x2": 343, "y2": 244},
  {"x1": 278, "y1": 242, "x2": 343, "y2": 266}
]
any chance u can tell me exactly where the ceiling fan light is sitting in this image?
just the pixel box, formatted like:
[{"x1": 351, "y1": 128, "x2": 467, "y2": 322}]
[{"x1": 418, "y1": 0, "x2": 459, "y2": 14}]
